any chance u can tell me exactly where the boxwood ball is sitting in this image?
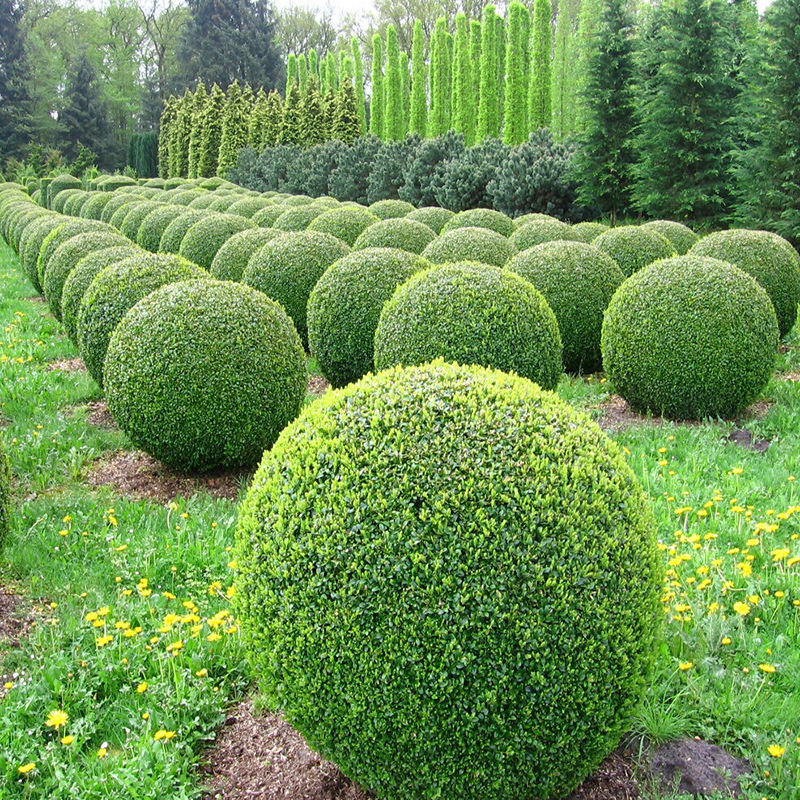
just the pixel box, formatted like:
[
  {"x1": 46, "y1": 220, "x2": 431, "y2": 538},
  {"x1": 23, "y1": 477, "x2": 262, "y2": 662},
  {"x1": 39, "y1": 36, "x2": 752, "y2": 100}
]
[{"x1": 233, "y1": 360, "x2": 662, "y2": 800}]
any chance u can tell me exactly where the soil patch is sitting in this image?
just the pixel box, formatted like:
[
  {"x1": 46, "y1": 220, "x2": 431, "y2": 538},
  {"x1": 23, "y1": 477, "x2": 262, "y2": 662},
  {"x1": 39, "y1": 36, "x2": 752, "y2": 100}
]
[
  {"x1": 47, "y1": 356, "x2": 86, "y2": 374},
  {"x1": 307, "y1": 375, "x2": 331, "y2": 397},
  {"x1": 727, "y1": 427, "x2": 770, "y2": 453},
  {"x1": 86, "y1": 450, "x2": 250, "y2": 503},
  {"x1": 0, "y1": 584, "x2": 36, "y2": 652},
  {"x1": 87, "y1": 400, "x2": 117, "y2": 429},
  {"x1": 26, "y1": 296, "x2": 45, "y2": 304},
  {"x1": 781, "y1": 372, "x2": 800, "y2": 382}
]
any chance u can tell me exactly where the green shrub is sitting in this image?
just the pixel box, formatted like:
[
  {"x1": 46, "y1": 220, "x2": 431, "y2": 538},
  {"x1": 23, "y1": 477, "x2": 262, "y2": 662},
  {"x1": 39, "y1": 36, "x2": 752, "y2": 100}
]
[
  {"x1": 18, "y1": 215, "x2": 63, "y2": 292},
  {"x1": 0, "y1": 438, "x2": 10, "y2": 552},
  {"x1": 593, "y1": 226, "x2": 676, "y2": 277},
  {"x1": 78, "y1": 253, "x2": 209, "y2": 386},
  {"x1": 119, "y1": 202, "x2": 164, "y2": 241},
  {"x1": 602, "y1": 255, "x2": 779, "y2": 419},
  {"x1": 368, "y1": 199, "x2": 415, "y2": 219},
  {"x1": 374, "y1": 261, "x2": 562, "y2": 388},
  {"x1": 308, "y1": 248, "x2": 431, "y2": 388},
  {"x1": 109, "y1": 200, "x2": 151, "y2": 231},
  {"x1": 187, "y1": 194, "x2": 218, "y2": 210},
  {"x1": 209, "y1": 228, "x2": 283, "y2": 281},
  {"x1": 243, "y1": 231, "x2": 351, "y2": 346},
  {"x1": 272, "y1": 206, "x2": 326, "y2": 232},
  {"x1": 81, "y1": 192, "x2": 116, "y2": 220},
  {"x1": 37, "y1": 219, "x2": 115, "y2": 290},
  {"x1": 170, "y1": 189, "x2": 207, "y2": 206},
  {"x1": 690, "y1": 229, "x2": 800, "y2": 338},
  {"x1": 97, "y1": 175, "x2": 137, "y2": 191},
  {"x1": 158, "y1": 210, "x2": 214, "y2": 254},
  {"x1": 198, "y1": 177, "x2": 229, "y2": 190},
  {"x1": 163, "y1": 177, "x2": 189, "y2": 190},
  {"x1": 44, "y1": 231, "x2": 132, "y2": 321},
  {"x1": 104, "y1": 280, "x2": 307, "y2": 472},
  {"x1": 233, "y1": 359, "x2": 661, "y2": 800},
  {"x1": 442, "y1": 208, "x2": 515, "y2": 238},
  {"x1": 507, "y1": 241, "x2": 625, "y2": 373},
  {"x1": 178, "y1": 214, "x2": 254, "y2": 269},
  {"x1": 205, "y1": 196, "x2": 242, "y2": 213},
  {"x1": 421, "y1": 227, "x2": 516, "y2": 267},
  {"x1": 7, "y1": 205, "x2": 47, "y2": 252},
  {"x1": 47, "y1": 174, "x2": 81, "y2": 208},
  {"x1": 62, "y1": 191, "x2": 90, "y2": 217},
  {"x1": 405, "y1": 206, "x2": 455, "y2": 233},
  {"x1": 641, "y1": 220, "x2": 698, "y2": 255},
  {"x1": 281, "y1": 194, "x2": 315, "y2": 207},
  {"x1": 510, "y1": 218, "x2": 583, "y2": 250},
  {"x1": 307, "y1": 207, "x2": 380, "y2": 246},
  {"x1": 227, "y1": 197, "x2": 274, "y2": 218},
  {"x1": 571, "y1": 221, "x2": 608, "y2": 243},
  {"x1": 251, "y1": 205, "x2": 286, "y2": 228},
  {"x1": 135, "y1": 205, "x2": 187, "y2": 252},
  {"x1": 353, "y1": 218, "x2": 436, "y2": 254},
  {"x1": 513, "y1": 213, "x2": 562, "y2": 228},
  {"x1": 62, "y1": 246, "x2": 143, "y2": 343},
  {"x1": 99, "y1": 194, "x2": 140, "y2": 224},
  {"x1": 52, "y1": 189, "x2": 84, "y2": 214}
]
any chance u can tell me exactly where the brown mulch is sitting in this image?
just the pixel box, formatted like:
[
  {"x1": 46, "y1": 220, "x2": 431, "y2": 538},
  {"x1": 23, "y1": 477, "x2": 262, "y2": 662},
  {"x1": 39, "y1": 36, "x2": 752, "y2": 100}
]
[
  {"x1": 307, "y1": 375, "x2": 331, "y2": 397},
  {"x1": 0, "y1": 585, "x2": 36, "y2": 652},
  {"x1": 26, "y1": 296, "x2": 45, "y2": 304},
  {"x1": 46, "y1": 356, "x2": 86, "y2": 374},
  {"x1": 200, "y1": 701, "x2": 640, "y2": 800},
  {"x1": 86, "y1": 450, "x2": 250, "y2": 503},
  {"x1": 87, "y1": 400, "x2": 117, "y2": 429}
]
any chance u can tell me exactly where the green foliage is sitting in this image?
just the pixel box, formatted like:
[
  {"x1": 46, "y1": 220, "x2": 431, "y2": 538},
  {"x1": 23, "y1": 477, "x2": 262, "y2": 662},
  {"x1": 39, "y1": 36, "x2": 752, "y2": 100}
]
[
  {"x1": 571, "y1": 221, "x2": 608, "y2": 242},
  {"x1": 602, "y1": 255, "x2": 779, "y2": 419},
  {"x1": 227, "y1": 196, "x2": 274, "y2": 218},
  {"x1": 510, "y1": 217, "x2": 583, "y2": 250},
  {"x1": 242, "y1": 230, "x2": 350, "y2": 345},
  {"x1": 593, "y1": 225, "x2": 676, "y2": 277},
  {"x1": 551, "y1": 0, "x2": 576, "y2": 138},
  {"x1": 409, "y1": 20, "x2": 428, "y2": 137},
  {"x1": 307, "y1": 247, "x2": 429, "y2": 387},
  {"x1": 77, "y1": 253, "x2": 209, "y2": 386},
  {"x1": 209, "y1": 228, "x2": 281, "y2": 281},
  {"x1": 332, "y1": 79, "x2": 361, "y2": 146},
  {"x1": 218, "y1": 81, "x2": 253, "y2": 177},
  {"x1": 422, "y1": 226, "x2": 516, "y2": 267},
  {"x1": 504, "y1": 2, "x2": 530, "y2": 146},
  {"x1": 299, "y1": 76, "x2": 327, "y2": 147},
  {"x1": 280, "y1": 82, "x2": 304, "y2": 145},
  {"x1": 508, "y1": 241, "x2": 625, "y2": 373},
  {"x1": 187, "y1": 80, "x2": 208, "y2": 179},
  {"x1": 529, "y1": 0, "x2": 553, "y2": 129},
  {"x1": 368, "y1": 199, "x2": 415, "y2": 219},
  {"x1": 104, "y1": 280, "x2": 306, "y2": 471},
  {"x1": 0, "y1": 438, "x2": 9, "y2": 552},
  {"x1": 370, "y1": 35, "x2": 385, "y2": 139},
  {"x1": 158, "y1": 209, "x2": 213, "y2": 253},
  {"x1": 351, "y1": 37, "x2": 368, "y2": 136},
  {"x1": 233, "y1": 358, "x2": 660, "y2": 800},
  {"x1": 178, "y1": 214, "x2": 254, "y2": 270},
  {"x1": 385, "y1": 25, "x2": 404, "y2": 140},
  {"x1": 368, "y1": 137, "x2": 419, "y2": 204},
  {"x1": 452, "y1": 13, "x2": 474, "y2": 146},
  {"x1": 159, "y1": 96, "x2": 176, "y2": 179},
  {"x1": 18, "y1": 214, "x2": 64, "y2": 292},
  {"x1": 37, "y1": 219, "x2": 114, "y2": 291},
  {"x1": 272, "y1": 205, "x2": 325, "y2": 231},
  {"x1": 135, "y1": 205, "x2": 186, "y2": 252},
  {"x1": 47, "y1": 174, "x2": 82, "y2": 209},
  {"x1": 429, "y1": 18, "x2": 452, "y2": 138},
  {"x1": 399, "y1": 132, "x2": 463, "y2": 207},
  {"x1": 307, "y1": 206, "x2": 379, "y2": 246},
  {"x1": 477, "y1": 5, "x2": 500, "y2": 141},
  {"x1": 169, "y1": 90, "x2": 192, "y2": 179},
  {"x1": 81, "y1": 192, "x2": 116, "y2": 220},
  {"x1": 442, "y1": 208, "x2": 514, "y2": 237},
  {"x1": 119, "y1": 202, "x2": 163, "y2": 242},
  {"x1": 198, "y1": 84, "x2": 226, "y2": 178},
  {"x1": 251, "y1": 204, "x2": 286, "y2": 227},
  {"x1": 433, "y1": 138, "x2": 506, "y2": 212},
  {"x1": 406, "y1": 205, "x2": 454, "y2": 234},
  {"x1": 353, "y1": 218, "x2": 436, "y2": 254},
  {"x1": 690, "y1": 229, "x2": 800, "y2": 338},
  {"x1": 641, "y1": 220, "x2": 698, "y2": 255}
]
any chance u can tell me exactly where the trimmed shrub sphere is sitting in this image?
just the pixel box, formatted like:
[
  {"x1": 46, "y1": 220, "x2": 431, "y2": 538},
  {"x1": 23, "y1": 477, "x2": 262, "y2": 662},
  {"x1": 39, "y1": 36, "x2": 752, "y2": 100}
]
[
  {"x1": 0, "y1": 438, "x2": 9, "y2": 552},
  {"x1": 37, "y1": 219, "x2": 114, "y2": 290},
  {"x1": 135, "y1": 205, "x2": 187, "y2": 252},
  {"x1": 368, "y1": 199, "x2": 415, "y2": 219},
  {"x1": 78, "y1": 254, "x2": 209, "y2": 386},
  {"x1": 209, "y1": 228, "x2": 283, "y2": 281},
  {"x1": 227, "y1": 197, "x2": 274, "y2": 218},
  {"x1": 508, "y1": 241, "x2": 625, "y2": 373},
  {"x1": 642, "y1": 220, "x2": 698, "y2": 255},
  {"x1": 242, "y1": 231, "x2": 351, "y2": 346},
  {"x1": 104, "y1": 280, "x2": 307, "y2": 471},
  {"x1": 593, "y1": 226, "x2": 676, "y2": 276},
  {"x1": 272, "y1": 206, "x2": 326, "y2": 232},
  {"x1": 405, "y1": 206, "x2": 455, "y2": 234},
  {"x1": 251, "y1": 205, "x2": 286, "y2": 228},
  {"x1": 513, "y1": 213, "x2": 562, "y2": 229},
  {"x1": 442, "y1": 208, "x2": 514, "y2": 238},
  {"x1": 119, "y1": 202, "x2": 164, "y2": 241},
  {"x1": 571, "y1": 221, "x2": 608, "y2": 243},
  {"x1": 510, "y1": 218, "x2": 583, "y2": 250},
  {"x1": 422, "y1": 226, "x2": 517, "y2": 267},
  {"x1": 158, "y1": 209, "x2": 215, "y2": 254},
  {"x1": 690, "y1": 229, "x2": 800, "y2": 338},
  {"x1": 233, "y1": 360, "x2": 662, "y2": 800},
  {"x1": 18, "y1": 215, "x2": 64, "y2": 292},
  {"x1": 82, "y1": 192, "x2": 116, "y2": 220},
  {"x1": 178, "y1": 214, "x2": 254, "y2": 269},
  {"x1": 602, "y1": 256, "x2": 779, "y2": 419},
  {"x1": 308, "y1": 207, "x2": 380, "y2": 246},
  {"x1": 353, "y1": 218, "x2": 436, "y2": 254},
  {"x1": 374, "y1": 261, "x2": 562, "y2": 389},
  {"x1": 308, "y1": 248, "x2": 431, "y2": 388}
]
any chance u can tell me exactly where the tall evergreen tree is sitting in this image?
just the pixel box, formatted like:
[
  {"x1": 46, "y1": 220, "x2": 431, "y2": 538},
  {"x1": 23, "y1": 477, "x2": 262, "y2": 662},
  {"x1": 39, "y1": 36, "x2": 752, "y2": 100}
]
[
  {"x1": 188, "y1": 80, "x2": 208, "y2": 178},
  {"x1": 551, "y1": 0, "x2": 576, "y2": 138},
  {"x1": 298, "y1": 53, "x2": 308, "y2": 88},
  {"x1": 323, "y1": 86, "x2": 337, "y2": 140},
  {"x1": 503, "y1": 2, "x2": 530, "y2": 146},
  {"x1": 219, "y1": 80, "x2": 252, "y2": 175},
  {"x1": 158, "y1": 95, "x2": 177, "y2": 179},
  {"x1": 572, "y1": 0, "x2": 637, "y2": 224},
  {"x1": 529, "y1": 0, "x2": 553, "y2": 130},
  {"x1": 429, "y1": 17, "x2": 452, "y2": 137},
  {"x1": 263, "y1": 90, "x2": 284, "y2": 146},
  {"x1": 326, "y1": 50, "x2": 338, "y2": 91},
  {"x1": 400, "y1": 51, "x2": 410, "y2": 132},
  {"x1": 170, "y1": 88, "x2": 193, "y2": 177},
  {"x1": 452, "y1": 12, "x2": 475, "y2": 145},
  {"x1": 369, "y1": 34, "x2": 385, "y2": 139},
  {"x1": 477, "y1": 5, "x2": 500, "y2": 141},
  {"x1": 351, "y1": 37, "x2": 368, "y2": 135},
  {"x1": 300, "y1": 75, "x2": 327, "y2": 147},
  {"x1": 286, "y1": 53, "x2": 298, "y2": 96},
  {"x1": 249, "y1": 87, "x2": 270, "y2": 149},
  {"x1": 309, "y1": 49, "x2": 320, "y2": 83},
  {"x1": 0, "y1": 0, "x2": 33, "y2": 163},
  {"x1": 632, "y1": 0, "x2": 736, "y2": 225},
  {"x1": 384, "y1": 24, "x2": 404, "y2": 140},
  {"x1": 410, "y1": 20, "x2": 428, "y2": 137},
  {"x1": 280, "y1": 80, "x2": 303, "y2": 144},
  {"x1": 198, "y1": 83, "x2": 226, "y2": 177},
  {"x1": 470, "y1": 19, "x2": 483, "y2": 133},
  {"x1": 494, "y1": 11, "x2": 506, "y2": 131},
  {"x1": 573, "y1": 0, "x2": 602, "y2": 133},
  {"x1": 333, "y1": 78, "x2": 361, "y2": 145}
]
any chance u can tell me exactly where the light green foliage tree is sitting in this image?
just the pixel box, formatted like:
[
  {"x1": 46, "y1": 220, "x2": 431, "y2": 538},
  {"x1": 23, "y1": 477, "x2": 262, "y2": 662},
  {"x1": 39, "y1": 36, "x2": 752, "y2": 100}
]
[
  {"x1": 400, "y1": 51, "x2": 410, "y2": 132},
  {"x1": 280, "y1": 80, "x2": 303, "y2": 144},
  {"x1": 370, "y1": 34, "x2": 385, "y2": 138},
  {"x1": 188, "y1": 79, "x2": 208, "y2": 178},
  {"x1": 300, "y1": 75, "x2": 327, "y2": 147},
  {"x1": 429, "y1": 17, "x2": 452, "y2": 137},
  {"x1": 385, "y1": 24, "x2": 405, "y2": 139},
  {"x1": 452, "y1": 13, "x2": 475, "y2": 145},
  {"x1": 529, "y1": 0, "x2": 553, "y2": 129},
  {"x1": 286, "y1": 53, "x2": 297, "y2": 96},
  {"x1": 410, "y1": 19, "x2": 428, "y2": 137},
  {"x1": 333, "y1": 77, "x2": 362, "y2": 145},
  {"x1": 351, "y1": 37, "x2": 368, "y2": 135},
  {"x1": 574, "y1": 0, "x2": 602, "y2": 132},
  {"x1": 264, "y1": 90, "x2": 284, "y2": 147},
  {"x1": 218, "y1": 81, "x2": 251, "y2": 176},
  {"x1": 494, "y1": 10, "x2": 506, "y2": 131},
  {"x1": 157, "y1": 95, "x2": 177, "y2": 178},
  {"x1": 323, "y1": 85, "x2": 337, "y2": 139},
  {"x1": 198, "y1": 83, "x2": 226, "y2": 178},
  {"x1": 477, "y1": 5, "x2": 500, "y2": 140},
  {"x1": 170, "y1": 88, "x2": 193, "y2": 178},
  {"x1": 298, "y1": 53, "x2": 308, "y2": 88},
  {"x1": 309, "y1": 48, "x2": 319, "y2": 82},
  {"x1": 326, "y1": 50, "x2": 338, "y2": 91},
  {"x1": 249, "y1": 87, "x2": 269, "y2": 149},
  {"x1": 470, "y1": 19, "x2": 482, "y2": 132},
  {"x1": 552, "y1": 0, "x2": 576, "y2": 138},
  {"x1": 503, "y1": 2, "x2": 530, "y2": 145}
]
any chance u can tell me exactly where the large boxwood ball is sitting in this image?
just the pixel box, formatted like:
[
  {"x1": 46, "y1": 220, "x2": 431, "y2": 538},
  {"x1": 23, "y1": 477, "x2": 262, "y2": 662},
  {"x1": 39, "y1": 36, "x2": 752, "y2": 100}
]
[
  {"x1": 233, "y1": 360, "x2": 662, "y2": 800},
  {"x1": 508, "y1": 241, "x2": 625, "y2": 374},
  {"x1": 353, "y1": 217, "x2": 436, "y2": 254},
  {"x1": 308, "y1": 248, "x2": 431, "y2": 388},
  {"x1": 405, "y1": 205, "x2": 454, "y2": 233},
  {"x1": 642, "y1": 220, "x2": 698, "y2": 255},
  {"x1": 178, "y1": 214, "x2": 254, "y2": 269},
  {"x1": 82, "y1": 192, "x2": 116, "y2": 220},
  {"x1": 571, "y1": 221, "x2": 608, "y2": 243},
  {"x1": 99, "y1": 194, "x2": 139, "y2": 224},
  {"x1": 442, "y1": 208, "x2": 515, "y2": 238},
  {"x1": 209, "y1": 228, "x2": 283, "y2": 281},
  {"x1": 251, "y1": 205, "x2": 286, "y2": 228},
  {"x1": 0, "y1": 437, "x2": 10, "y2": 552},
  {"x1": 307, "y1": 206, "x2": 380, "y2": 246},
  {"x1": 119, "y1": 201, "x2": 163, "y2": 241},
  {"x1": 690, "y1": 229, "x2": 800, "y2": 338},
  {"x1": 602, "y1": 255, "x2": 779, "y2": 419},
  {"x1": 18, "y1": 214, "x2": 64, "y2": 292},
  {"x1": 104, "y1": 280, "x2": 307, "y2": 472},
  {"x1": 37, "y1": 219, "x2": 114, "y2": 290},
  {"x1": 272, "y1": 205, "x2": 326, "y2": 232},
  {"x1": 510, "y1": 218, "x2": 583, "y2": 250},
  {"x1": 135, "y1": 205, "x2": 186, "y2": 252},
  {"x1": 422, "y1": 226, "x2": 517, "y2": 267},
  {"x1": 242, "y1": 231, "x2": 351, "y2": 347},
  {"x1": 593, "y1": 226, "x2": 676, "y2": 276},
  {"x1": 512, "y1": 212, "x2": 562, "y2": 229},
  {"x1": 227, "y1": 196, "x2": 274, "y2": 218},
  {"x1": 78, "y1": 253, "x2": 210, "y2": 386},
  {"x1": 368, "y1": 199, "x2": 415, "y2": 219},
  {"x1": 374, "y1": 261, "x2": 562, "y2": 389},
  {"x1": 158, "y1": 209, "x2": 213, "y2": 254}
]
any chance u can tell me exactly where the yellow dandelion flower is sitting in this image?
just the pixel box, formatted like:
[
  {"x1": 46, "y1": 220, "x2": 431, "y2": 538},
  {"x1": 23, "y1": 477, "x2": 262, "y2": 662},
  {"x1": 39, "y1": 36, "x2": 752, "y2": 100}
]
[
  {"x1": 137, "y1": 682, "x2": 148, "y2": 693},
  {"x1": 733, "y1": 602, "x2": 751, "y2": 616},
  {"x1": 678, "y1": 662, "x2": 694, "y2": 671},
  {"x1": 154, "y1": 729, "x2": 176, "y2": 741},
  {"x1": 60, "y1": 735, "x2": 75, "y2": 745},
  {"x1": 18, "y1": 763, "x2": 35, "y2": 774},
  {"x1": 767, "y1": 745, "x2": 785, "y2": 758},
  {"x1": 721, "y1": 637, "x2": 732, "y2": 645},
  {"x1": 759, "y1": 664, "x2": 777, "y2": 673},
  {"x1": 45, "y1": 709, "x2": 69, "y2": 729}
]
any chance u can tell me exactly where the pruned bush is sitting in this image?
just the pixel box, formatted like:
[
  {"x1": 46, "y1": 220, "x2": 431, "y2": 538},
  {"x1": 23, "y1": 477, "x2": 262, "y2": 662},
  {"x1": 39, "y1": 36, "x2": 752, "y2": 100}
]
[
  {"x1": 78, "y1": 253, "x2": 209, "y2": 386},
  {"x1": 507, "y1": 241, "x2": 625, "y2": 373},
  {"x1": 52, "y1": 189, "x2": 83, "y2": 214},
  {"x1": 442, "y1": 208, "x2": 514, "y2": 238},
  {"x1": 307, "y1": 207, "x2": 379, "y2": 246},
  {"x1": 210, "y1": 228, "x2": 283, "y2": 281},
  {"x1": 109, "y1": 200, "x2": 152, "y2": 231},
  {"x1": 99, "y1": 194, "x2": 140, "y2": 224},
  {"x1": 81, "y1": 192, "x2": 116, "y2": 220},
  {"x1": 251, "y1": 205, "x2": 286, "y2": 228},
  {"x1": 62, "y1": 191, "x2": 90, "y2": 217},
  {"x1": 433, "y1": 138, "x2": 507, "y2": 212},
  {"x1": 690, "y1": 229, "x2": 800, "y2": 338},
  {"x1": 38, "y1": 219, "x2": 115, "y2": 290},
  {"x1": 178, "y1": 214, "x2": 254, "y2": 269},
  {"x1": 308, "y1": 248, "x2": 431, "y2": 388},
  {"x1": 158, "y1": 209, "x2": 214, "y2": 254},
  {"x1": 233, "y1": 359, "x2": 661, "y2": 800},
  {"x1": 118, "y1": 202, "x2": 163, "y2": 241},
  {"x1": 272, "y1": 206, "x2": 326, "y2": 232},
  {"x1": 104, "y1": 280, "x2": 307, "y2": 472},
  {"x1": 47, "y1": 174, "x2": 82, "y2": 208},
  {"x1": 187, "y1": 194, "x2": 218, "y2": 209},
  {"x1": 422, "y1": 227, "x2": 516, "y2": 267},
  {"x1": 602, "y1": 255, "x2": 779, "y2": 419},
  {"x1": 227, "y1": 197, "x2": 274, "y2": 218},
  {"x1": 368, "y1": 199, "x2": 415, "y2": 220},
  {"x1": 374, "y1": 262, "x2": 562, "y2": 388},
  {"x1": 642, "y1": 220, "x2": 698, "y2": 255},
  {"x1": 353, "y1": 218, "x2": 436, "y2": 254},
  {"x1": 329, "y1": 136, "x2": 383, "y2": 204},
  {"x1": 510, "y1": 218, "x2": 584, "y2": 250},
  {"x1": 405, "y1": 206, "x2": 455, "y2": 234},
  {"x1": 593, "y1": 226, "x2": 676, "y2": 277},
  {"x1": 135, "y1": 205, "x2": 187, "y2": 252},
  {"x1": 571, "y1": 221, "x2": 608, "y2": 242},
  {"x1": 18, "y1": 214, "x2": 64, "y2": 292},
  {"x1": 97, "y1": 175, "x2": 137, "y2": 192}
]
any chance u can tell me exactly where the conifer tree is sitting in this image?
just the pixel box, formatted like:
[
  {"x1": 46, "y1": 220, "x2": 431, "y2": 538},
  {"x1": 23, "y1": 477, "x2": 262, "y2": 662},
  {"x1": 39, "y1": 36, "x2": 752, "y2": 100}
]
[
  {"x1": 429, "y1": 17, "x2": 452, "y2": 137},
  {"x1": 261, "y1": 91, "x2": 283, "y2": 147},
  {"x1": 385, "y1": 24, "x2": 404, "y2": 140},
  {"x1": 452, "y1": 13, "x2": 474, "y2": 145},
  {"x1": 0, "y1": 0, "x2": 33, "y2": 164},
  {"x1": 188, "y1": 80, "x2": 208, "y2": 177},
  {"x1": 298, "y1": 53, "x2": 308, "y2": 88},
  {"x1": 249, "y1": 87, "x2": 269, "y2": 149},
  {"x1": 333, "y1": 78, "x2": 361, "y2": 145},
  {"x1": 158, "y1": 96, "x2": 177, "y2": 179},
  {"x1": 219, "y1": 80, "x2": 253, "y2": 175},
  {"x1": 470, "y1": 19, "x2": 482, "y2": 131},
  {"x1": 551, "y1": 0, "x2": 576, "y2": 138},
  {"x1": 369, "y1": 34, "x2": 385, "y2": 139},
  {"x1": 494, "y1": 11, "x2": 506, "y2": 131},
  {"x1": 503, "y1": 2, "x2": 530, "y2": 146},
  {"x1": 166, "y1": 89, "x2": 188, "y2": 178},
  {"x1": 410, "y1": 20, "x2": 428, "y2": 137},
  {"x1": 477, "y1": 5, "x2": 500, "y2": 141},
  {"x1": 400, "y1": 51, "x2": 410, "y2": 132},
  {"x1": 574, "y1": 0, "x2": 602, "y2": 133},
  {"x1": 198, "y1": 83, "x2": 226, "y2": 177},
  {"x1": 326, "y1": 50, "x2": 338, "y2": 91},
  {"x1": 309, "y1": 49, "x2": 319, "y2": 83},
  {"x1": 529, "y1": 0, "x2": 552, "y2": 130},
  {"x1": 351, "y1": 37, "x2": 368, "y2": 135},
  {"x1": 323, "y1": 86, "x2": 337, "y2": 140},
  {"x1": 280, "y1": 80, "x2": 303, "y2": 144},
  {"x1": 286, "y1": 53, "x2": 297, "y2": 96},
  {"x1": 300, "y1": 75, "x2": 326, "y2": 147}
]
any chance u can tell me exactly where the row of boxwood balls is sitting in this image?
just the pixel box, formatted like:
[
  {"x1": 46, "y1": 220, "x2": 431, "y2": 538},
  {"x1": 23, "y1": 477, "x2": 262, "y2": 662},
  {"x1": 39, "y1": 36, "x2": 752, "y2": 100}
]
[{"x1": 2, "y1": 177, "x2": 799, "y2": 470}]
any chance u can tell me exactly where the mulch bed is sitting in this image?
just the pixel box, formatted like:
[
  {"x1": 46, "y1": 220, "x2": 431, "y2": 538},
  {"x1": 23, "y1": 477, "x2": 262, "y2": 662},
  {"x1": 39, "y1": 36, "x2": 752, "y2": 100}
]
[
  {"x1": 46, "y1": 356, "x2": 87, "y2": 374},
  {"x1": 307, "y1": 375, "x2": 331, "y2": 397},
  {"x1": 86, "y1": 400, "x2": 117, "y2": 429},
  {"x1": 0, "y1": 585, "x2": 35, "y2": 651}
]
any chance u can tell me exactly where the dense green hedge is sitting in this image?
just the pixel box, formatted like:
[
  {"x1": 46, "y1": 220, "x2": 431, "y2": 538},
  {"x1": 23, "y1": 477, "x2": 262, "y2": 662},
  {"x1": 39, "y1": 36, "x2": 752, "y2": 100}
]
[
  {"x1": 422, "y1": 226, "x2": 516, "y2": 267},
  {"x1": 209, "y1": 228, "x2": 283, "y2": 281},
  {"x1": 602, "y1": 255, "x2": 779, "y2": 419},
  {"x1": 642, "y1": 220, "x2": 698, "y2": 255},
  {"x1": 593, "y1": 226, "x2": 676, "y2": 276},
  {"x1": 272, "y1": 206, "x2": 326, "y2": 231},
  {"x1": 441, "y1": 208, "x2": 514, "y2": 237},
  {"x1": 178, "y1": 214, "x2": 254, "y2": 269},
  {"x1": 308, "y1": 207, "x2": 380, "y2": 246},
  {"x1": 368, "y1": 199, "x2": 415, "y2": 219},
  {"x1": 233, "y1": 360, "x2": 662, "y2": 800},
  {"x1": 353, "y1": 218, "x2": 436, "y2": 254},
  {"x1": 405, "y1": 206, "x2": 454, "y2": 233},
  {"x1": 510, "y1": 218, "x2": 583, "y2": 250}
]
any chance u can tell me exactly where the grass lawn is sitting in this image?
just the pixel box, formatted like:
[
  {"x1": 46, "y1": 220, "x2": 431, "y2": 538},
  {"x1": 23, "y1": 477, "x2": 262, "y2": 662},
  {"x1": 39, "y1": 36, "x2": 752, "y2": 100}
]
[{"x1": 2, "y1": 236, "x2": 800, "y2": 798}]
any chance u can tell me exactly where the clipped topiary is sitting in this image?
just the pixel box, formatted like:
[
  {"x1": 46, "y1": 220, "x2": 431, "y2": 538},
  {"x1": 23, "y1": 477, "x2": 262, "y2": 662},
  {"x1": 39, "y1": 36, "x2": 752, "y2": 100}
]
[
  {"x1": 602, "y1": 255, "x2": 779, "y2": 419},
  {"x1": 99, "y1": 194, "x2": 139, "y2": 224},
  {"x1": 78, "y1": 253, "x2": 209, "y2": 386},
  {"x1": 81, "y1": 192, "x2": 116, "y2": 220},
  {"x1": 374, "y1": 261, "x2": 562, "y2": 388},
  {"x1": 571, "y1": 221, "x2": 608, "y2": 243},
  {"x1": 353, "y1": 218, "x2": 436, "y2": 254},
  {"x1": 512, "y1": 213, "x2": 562, "y2": 228},
  {"x1": 158, "y1": 209, "x2": 214, "y2": 254},
  {"x1": 178, "y1": 214, "x2": 254, "y2": 269},
  {"x1": 233, "y1": 359, "x2": 662, "y2": 800},
  {"x1": 508, "y1": 241, "x2": 625, "y2": 373},
  {"x1": 18, "y1": 215, "x2": 64, "y2": 293},
  {"x1": 272, "y1": 206, "x2": 326, "y2": 232},
  {"x1": 47, "y1": 174, "x2": 81, "y2": 208},
  {"x1": 642, "y1": 220, "x2": 698, "y2": 255},
  {"x1": 593, "y1": 226, "x2": 676, "y2": 277},
  {"x1": 52, "y1": 189, "x2": 83, "y2": 214},
  {"x1": 209, "y1": 228, "x2": 283, "y2": 281},
  {"x1": 510, "y1": 218, "x2": 583, "y2": 251},
  {"x1": 308, "y1": 248, "x2": 431, "y2": 388},
  {"x1": 105, "y1": 280, "x2": 307, "y2": 472},
  {"x1": 109, "y1": 200, "x2": 151, "y2": 232},
  {"x1": 243, "y1": 231, "x2": 351, "y2": 346},
  {"x1": 37, "y1": 219, "x2": 114, "y2": 290},
  {"x1": 119, "y1": 202, "x2": 164, "y2": 242},
  {"x1": 405, "y1": 206, "x2": 455, "y2": 233},
  {"x1": 135, "y1": 205, "x2": 187, "y2": 252},
  {"x1": 368, "y1": 199, "x2": 415, "y2": 220},
  {"x1": 307, "y1": 206, "x2": 380, "y2": 246},
  {"x1": 421, "y1": 227, "x2": 517, "y2": 267},
  {"x1": 62, "y1": 191, "x2": 90, "y2": 217},
  {"x1": 690, "y1": 229, "x2": 800, "y2": 338},
  {"x1": 251, "y1": 205, "x2": 286, "y2": 228},
  {"x1": 442, "y1": 208, "x2": 515, "y2": 238},
  {"x1": 187, "y1": 194, "x2": 218, "y2": 210},
  {"x1": 0, "y1": 438, "x2": 9, "y2": 552},
  {"x1": 227, "y1": 196, "x2": 274, "y2": 218},
  {"x1": 62, "y1": 246, "x2": 142, "y2": 344}
]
